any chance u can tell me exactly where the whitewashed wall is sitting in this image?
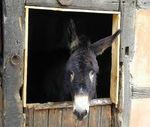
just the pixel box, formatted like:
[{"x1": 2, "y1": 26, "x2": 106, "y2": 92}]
[{"x1": 130, "y1": 10, "x2": 150, "y2": 127}]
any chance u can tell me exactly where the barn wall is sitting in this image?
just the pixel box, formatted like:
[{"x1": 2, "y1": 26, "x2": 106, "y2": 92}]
[{"x1": 130, "y1": 10, "x2": 150, "y2": 127}]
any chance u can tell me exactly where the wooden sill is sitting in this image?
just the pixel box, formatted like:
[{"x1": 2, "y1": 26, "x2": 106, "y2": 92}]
[{"x1": 26, "y1": 98, "x2": 112, "y2": 110}]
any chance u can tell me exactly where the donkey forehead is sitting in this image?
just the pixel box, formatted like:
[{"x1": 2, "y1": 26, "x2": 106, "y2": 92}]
[{"x1": 67, "y1": 48, "x2": 99, "y2": 72}]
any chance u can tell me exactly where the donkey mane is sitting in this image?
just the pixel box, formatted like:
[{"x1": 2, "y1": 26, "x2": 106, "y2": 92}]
[{"x1": 78, "y1": 35, "x2": 91, "y2": 48}]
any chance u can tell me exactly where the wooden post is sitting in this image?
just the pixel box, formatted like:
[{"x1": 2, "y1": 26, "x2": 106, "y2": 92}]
[
  {"x1": 0, "y1": 0, "x2": 3, "y2": 126},
  {"x1": 2, "y1": 0, "x2": 25, "y2": 127},
  {"x1": 119, "y1": 0, "x2": 136, "y2": 127}
]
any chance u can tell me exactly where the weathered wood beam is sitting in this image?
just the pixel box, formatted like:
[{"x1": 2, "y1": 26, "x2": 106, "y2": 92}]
[
  {"x1": 2, "y1": 0, "x2": 25, "y2": 127},
  {"x1": 26, "y1": 98, "x2": 112, "y2": 110},
  {"x1": 25, "y1": 0, "x2": 120, "y2": 11},
  {"x1": 132, "y1": 87, "x2": 150, "y2": 99},
  {"x1": 0, "y1": 1, "x2": 3, "y2": 126},
  {"x1": 119, "y1": 0, "x2": 136, "y2": 127},
  {"x1": 112, "y1": 105, "x2": 120, "y2": 127},
  {"x1": 137, "y1": 0, "x2": 150, "y2": 9}
]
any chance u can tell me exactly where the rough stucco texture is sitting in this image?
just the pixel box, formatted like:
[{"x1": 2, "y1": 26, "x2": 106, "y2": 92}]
[
  {"x1": 130, "y1": 10, "x2": 150, "y2": 127},
  {"x1": 130, "y1": 10, "x2": 150, "y2": 87},
  {"x1": 130, "y1": 98, "x2": 150, "y2": 127}
]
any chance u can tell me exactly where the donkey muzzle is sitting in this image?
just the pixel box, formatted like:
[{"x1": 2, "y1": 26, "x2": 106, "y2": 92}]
[
  {"x1": 73, "y1": 109, "x2": 88, "y2": 120},
  {"x1": 73, "y1": 94, "x2": 89, "y2": 120}
]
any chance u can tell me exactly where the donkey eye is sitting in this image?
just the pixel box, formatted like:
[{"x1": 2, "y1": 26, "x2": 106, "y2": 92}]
[
  {"x1": 89, "y1": 70, "x2": 94, "y2": 82},
  {"x1": 70, "y1": 71, "x2": 74, "y2": 82}
]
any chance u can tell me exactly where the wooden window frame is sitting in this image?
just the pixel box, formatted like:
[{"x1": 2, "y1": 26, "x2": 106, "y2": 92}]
[{"x1": 23, "y1": 6, "x2": 120, "y2": 107}]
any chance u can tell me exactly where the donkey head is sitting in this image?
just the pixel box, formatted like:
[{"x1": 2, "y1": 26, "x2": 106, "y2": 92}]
[{"x1": 65, "y1": 19, "x2": 120, "y2": 120}]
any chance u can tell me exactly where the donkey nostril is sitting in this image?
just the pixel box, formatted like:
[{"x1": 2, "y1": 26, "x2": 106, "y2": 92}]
[
  {"x1": 73, "y1": 110, "x2": 88, "y2": 120},
  {"x1": 73, "y1": 109, "x2": 78, "y2": 116},
  {"x1": 82, "y1": 110, "x2": 87, "y2": 116}
]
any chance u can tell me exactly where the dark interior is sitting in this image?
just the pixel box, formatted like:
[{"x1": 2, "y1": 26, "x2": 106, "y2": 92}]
[{"x1": 27, "y1": 9, "x2": 112, "y2": 103}]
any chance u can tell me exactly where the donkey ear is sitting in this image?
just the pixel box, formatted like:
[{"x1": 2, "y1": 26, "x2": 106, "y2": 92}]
[
  {"x1": 68, "y1": 19, "x2": 79, "y2": 51},
  {"x1": 90, "y1": 30, "x2": 121, "y2": 56}
]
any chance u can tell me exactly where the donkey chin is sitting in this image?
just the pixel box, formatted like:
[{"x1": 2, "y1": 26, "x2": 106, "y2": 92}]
[{"x1": 73, "y1": 94, "x2": 89, "y2": 120}]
